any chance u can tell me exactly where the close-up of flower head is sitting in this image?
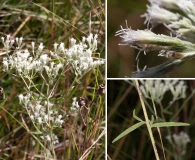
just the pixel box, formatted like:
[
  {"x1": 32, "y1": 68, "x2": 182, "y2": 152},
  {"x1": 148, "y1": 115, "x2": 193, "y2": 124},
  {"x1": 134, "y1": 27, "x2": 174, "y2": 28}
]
[{"x1": 108, "y1": 0, "x2": 195, "y2": 78}]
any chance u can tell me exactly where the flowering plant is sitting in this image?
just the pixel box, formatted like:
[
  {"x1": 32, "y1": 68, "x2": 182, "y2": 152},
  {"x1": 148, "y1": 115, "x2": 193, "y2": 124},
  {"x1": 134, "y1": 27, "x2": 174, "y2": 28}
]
[
  {"x1": 117, "y1": 0, "x2": 195, "y2": 77},
  {"x1": 111, "y1": 80, "x2": 192, "y2": 160},
  {"x1": 0, "y1": 33, "x2": 105, "y2": 159}
]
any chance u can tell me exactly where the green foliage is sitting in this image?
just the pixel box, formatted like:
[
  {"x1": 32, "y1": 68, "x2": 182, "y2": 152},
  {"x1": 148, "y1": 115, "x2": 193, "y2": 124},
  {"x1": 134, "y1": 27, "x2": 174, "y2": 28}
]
[
  {"x1": 151, "y1": 122, "x2": 190, "y2": 128},
  {"x1": 108, "y1": 80, "x2": 195, "y2": 160},
  {"x1": 112, "y1": 108, "x2": 190, "y2": 143},
  {"x1": 112, "y1": 121, "x2": 145, "y2": 143},
  {"x1": 0, "y1": 0, "x2": 105, "y2": 159}
]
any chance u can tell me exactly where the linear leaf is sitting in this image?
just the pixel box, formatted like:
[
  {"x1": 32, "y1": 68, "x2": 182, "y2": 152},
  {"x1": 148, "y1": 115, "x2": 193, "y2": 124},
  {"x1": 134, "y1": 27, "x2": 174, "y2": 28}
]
[
  {"x1": 133, "y1": 109, "x2": 143, "y2": 122},
  {"x1": 152, "y1": 122, "x2": 190, "y2": 128},
  {"x1": 112, "y1": 121, "x2": 145, "y2": 143}
]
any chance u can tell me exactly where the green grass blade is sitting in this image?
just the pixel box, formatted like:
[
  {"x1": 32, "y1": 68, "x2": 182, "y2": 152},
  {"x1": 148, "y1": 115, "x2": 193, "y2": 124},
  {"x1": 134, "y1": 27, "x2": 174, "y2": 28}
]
[
  {"x1": 112, "y1": 121, "x2": 145, "y2": 143},
  {"x1": 152, "y1": 122, "x2": 190, "y2": 128}
]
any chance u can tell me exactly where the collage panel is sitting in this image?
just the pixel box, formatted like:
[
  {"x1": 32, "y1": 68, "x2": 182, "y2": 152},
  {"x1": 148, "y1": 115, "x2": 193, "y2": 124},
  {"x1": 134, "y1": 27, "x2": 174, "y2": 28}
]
[
  {"x1": 0, "y1": 0, "x2": 105, "y2": 160},
  {"x1": 2, "y1": 0, "x2": 195, "y2": 160},
  {"x1": 107, "y1": 80, "x2": 195, "y2": 160},
  {"x1": 108, "y1": 0, "x2": 195, "y2": 78}
]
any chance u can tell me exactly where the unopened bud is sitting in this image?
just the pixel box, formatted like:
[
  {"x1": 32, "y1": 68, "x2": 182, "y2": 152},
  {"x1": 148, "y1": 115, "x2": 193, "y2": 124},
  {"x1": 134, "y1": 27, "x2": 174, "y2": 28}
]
[{"x1": 78, "y1": 97, "x2": 86, "y2": 107}]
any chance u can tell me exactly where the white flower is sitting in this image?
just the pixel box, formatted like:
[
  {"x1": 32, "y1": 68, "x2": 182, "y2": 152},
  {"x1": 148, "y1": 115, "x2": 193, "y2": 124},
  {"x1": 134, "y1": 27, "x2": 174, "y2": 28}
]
[
  {"x1": 116, "y1": 28, "x2": 158, "y2": 48},
  {"x1": 18, "y1": 94, "x2": 24, "y2": 104},
  {"x1": 1, "y1": 35, "x2": 14, "y2": 51},
  {"x1": 54, "y1": 43, "x2": 58, "y2": 52},
  {"x1": 55, "y1": 115, "x2": 64, "y2": 126},
  {"x1": 44, "y1": 65, "x2": 50, "y2": 73},
  {"x1": 52, "y1": 133, "x2": 59, "y2": 144},
  {"x1": 61, "y1": 34, "x2": 104, "y2": 76},
  {"x1": 70, "y1": 38, "x2": 76, "y2": 47},
  {"x1": 166, "y1": 131, "x2": 191, "y2": 156},
  {"x1": 40, "y1": 54, "x2": 50, "y2": 65},
  {"x1": 37, "y1": 43, "x2": 44, "y2": 53},
  {"x1": 139, "y1": 80, "x2": 187, "y2": 104},
  {"x1": 15, "y1": 37, "x2": 23, "y2": 48},
  {"x1": 37, "y1": 117, "x2": 43, "y2": 124},
  {"x1": 22, "y1": 94, "x2": 31, "y2": 106},
  {"x1": 53, "y1": 63, "x2": 63, "y2": 75},
  {"x1": 34, "y1": 112, "x2": 39, "y2": 118},
  {"x1": 45, "y1": 135, "x2": 51, "y2": 141},
  {"x1": 169, "y1": 80, "x2": 187, "y2": 102},
  {"x1": 41, "y1": 134, "x2": 59, "y2": 144},
  {"x1": 70, "y1": 97, "x2": 80, "y2": 112},
  {"x1": 31, "y1": 41, "x2": 35, "y2": 54},
  {"x1": 35, "y1": 103, "x2": 42, "y2": 112},
  {"x1": 44, "y1": 101, "x2": 54, "y2": 108},
  {"x1": 143, "y1": 4, "x2": 180, "y2": 25},
  {"x1": 43, "y1": 115, "x2": 49, "y2": 121},
  {"x1": 3, "y1": 58, "x2": 9, "y2": 71},
  {"x1": 59, "y1": 42, "x2": 65, "y2": 52},
  {"x1": 86, "y1": 33, "x2": 93, "y2": 47},
  {"x1": 173, "y1": 132, "x2": 191, "y2": 147},
  {"x1": 30, "y1": 115, "x2": 34, "y2": 121}
]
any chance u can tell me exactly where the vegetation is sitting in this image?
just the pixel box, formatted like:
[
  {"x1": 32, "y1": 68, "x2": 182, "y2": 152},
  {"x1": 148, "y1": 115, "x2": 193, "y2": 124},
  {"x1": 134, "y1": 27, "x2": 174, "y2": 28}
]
[
  {"x1": 108, "y1": 80, "x2": 195, "y2": 160},
  {"x1": 0, "y1": 0, "x2": 105, "y2": 159}
]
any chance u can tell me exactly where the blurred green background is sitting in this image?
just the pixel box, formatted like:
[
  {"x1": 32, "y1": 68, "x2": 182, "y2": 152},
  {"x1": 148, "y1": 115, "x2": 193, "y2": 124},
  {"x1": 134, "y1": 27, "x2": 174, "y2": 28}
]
[{"x1": 107, "y1": 0, "x2": 195, "y2": 78}]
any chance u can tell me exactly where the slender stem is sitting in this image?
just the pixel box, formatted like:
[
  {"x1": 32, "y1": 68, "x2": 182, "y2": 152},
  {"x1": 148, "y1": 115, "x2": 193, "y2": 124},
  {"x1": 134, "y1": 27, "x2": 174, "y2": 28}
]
[
  {"x1": 151, "y1": 99, "x2": 166, "y2": 160},
  {"x1": 135, "y1": 80, "x2": 160, "y2": 160}
]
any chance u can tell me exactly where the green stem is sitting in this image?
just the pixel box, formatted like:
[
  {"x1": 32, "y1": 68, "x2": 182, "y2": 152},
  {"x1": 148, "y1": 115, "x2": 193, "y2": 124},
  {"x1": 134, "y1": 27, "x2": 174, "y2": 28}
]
[{"x1": 135, "y1": 80, "x2": 160, "y2": 160}]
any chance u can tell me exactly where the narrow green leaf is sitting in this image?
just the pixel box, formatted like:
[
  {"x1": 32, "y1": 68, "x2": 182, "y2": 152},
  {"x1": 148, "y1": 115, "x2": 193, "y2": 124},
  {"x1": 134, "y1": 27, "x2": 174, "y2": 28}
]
[
  {"x1": 30, "y1": 131, "x2": 42, "y2": 134},
  {"x1": 133, "y1": 109, "x2": 143, "y2": 122},
  {"x1": 151, "y1": 115, "x2": 154, "y2": 124},
  {"x1": 152, "y1": 122, "x2": 190, "y2": 128},
  {"x1": 112, "y1": 121, "x2": 145, "y2": 143}
]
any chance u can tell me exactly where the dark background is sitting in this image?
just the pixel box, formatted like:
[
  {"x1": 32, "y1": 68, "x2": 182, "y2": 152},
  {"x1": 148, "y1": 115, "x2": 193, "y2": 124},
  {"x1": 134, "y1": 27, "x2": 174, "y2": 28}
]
[
  {"x1": 107, "y1": 80, "x2": 195, "y2": 160},
  {"x1": 107, "y1": 0, "x2": 195, "y2": 78}
]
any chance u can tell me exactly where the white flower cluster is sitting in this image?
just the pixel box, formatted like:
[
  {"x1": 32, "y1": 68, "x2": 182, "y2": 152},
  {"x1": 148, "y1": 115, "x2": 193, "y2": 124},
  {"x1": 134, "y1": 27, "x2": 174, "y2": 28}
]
[
  {"x1": 143, "y1": 0, "x2": 195, "y2": 42},
  {"x1": 143, "y1": 4, "x2": 180, "y2": 25},
  {"x1": 1, "y1": 35, "x2": 16, "y2": 51},
  {"x1": 18, "y1": 93, "x2": 64, "y2": 127},
  {"x1": 166, "y1": 131, "x2": 191, "y2": 156},
  {"x1": 169, "y1": 80, "x2": 187, "y2": 102},
  {"x1": 70, "y1": 97, "x2": 80, "y2": 112},
  {"x1": 0, "y1": 34, "x2": 104, "y2": 149},
  {"x1": 41, "y1": 133, "x2": 59, "y2": 145},
  {"x1": 139, "y1": 80, "x2": 187, "y2": 104},
  {"x1": 2, "y1": 33, "x2": 104, "y2": 78},
  {"x1": 116, "y1": 27, "x2": 195, "y2": 59},
  {"x1": 148, "y1": 0, "x2": 195, "y2": 17},
  {"x1": 116, "y1": 28, "x2": 157, "y2": 50},
  {"x1": 2, "y1": 41, "x2": 64, "y2": 80},
  {"x1": 50, "y1": 33, "x2": 105, "y2": 76}
]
